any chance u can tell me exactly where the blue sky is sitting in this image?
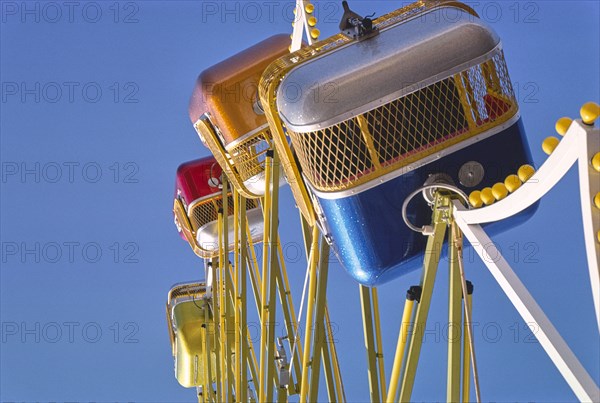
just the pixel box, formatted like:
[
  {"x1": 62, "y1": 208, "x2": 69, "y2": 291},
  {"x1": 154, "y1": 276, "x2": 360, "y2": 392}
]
[{"x1": 1, "y1": 1, "x2": 598, "y2": 402}]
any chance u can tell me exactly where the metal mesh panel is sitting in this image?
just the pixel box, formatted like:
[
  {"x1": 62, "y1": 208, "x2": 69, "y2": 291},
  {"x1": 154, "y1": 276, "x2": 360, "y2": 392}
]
[
  {"x1": 194, "y1": 118, "x2": 273, "y2": 199},
  {"x1": 226, "y1": 129, "x2": 272, "y2": 183},
  {"x1": 368, "y1": 79, "x2": 468, "y2": 167},
  {"x1": 169, "y1": 282, "x2": 206, "y2": 302},
  {"x1": 287, "y1": 51, "x2": 518, "y2": 192},
  {"x1": 189, "y1": 195, "x2": 258, "y2": 231}
]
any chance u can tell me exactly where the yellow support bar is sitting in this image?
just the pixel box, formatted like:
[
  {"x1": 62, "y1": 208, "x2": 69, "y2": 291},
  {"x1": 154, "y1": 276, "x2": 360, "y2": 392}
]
[
  {"x1": 387, "y1": 290, "x2": 416, "y2": 402},
  {"x1": 258, "y1": 151, "x2": 274, "y2": 402},
  {"x1": 452, "y1": 222, "x2": 481, "y2": 403},
  {"x1": 245, "y1": 223, "x2": 262, "y2": 318},
  {"x1": 247, "y1": 327, "x2": 260, "y2": 397},
  {"x1": 203, "y1": 296, "x2": 214, "y2": 403},
  {"x1": 448, "y1": 224, "x2": 463, "y2": 402},
  {"x1": 372, "y1": 288, "x2": 387, "y2": 402},
  {"x1": 356, "y1": 114, "x2": 383, "y2": 170},
  {"x1": 239, "y1": 195, "x2": 248, "y2": 403},
  {"x1": 244, "y1": 218, "x2": 284, "y2": 393},
  {"x1": 211, "y1": 255, "x2": 223, "y2": 403},
  {"x1": 275, "y1": 241, "x2": 303, "y2": 394},
  {"x1": 296, "y1": 214, "x2": 344, "y2": 400},
  {"x1": 462, "y1": 291, "x2": 473, "y2": 403},
  {"x1": 453, "y1": 74, "x2": 477, "y2": 131},
  {"x1": 360, "y1": 285, "x2": 381, "y2": 403},
  {"x1": 224, "y1": 260, "x2": 264, "y2": 402},
  {"x1": 461, "y1": 71, "x2": 481, "y2": 123},
  {"x1": 326, "y1": 305, "x2": 346, "y2": 402},
  {"x1": 399, "y1": 194, "x2": 449, "y2": 402},
  {"x1": 308, "y1": 240, "x2": 331, "y2": 402},
  {"x1": 265, "y1": 151, "x2": 282, "y2": 402},
  {"x1": 299, "y1": 225, "x2": 320, "y2": 402},
  {"x1": 321, "y1": 328, "x2": 336, "y2": 402},
  {"x1": 234, "y1": 189, "x2": 241, "y2": 401},
  {"x1": 221, "y1": 177, "x2": 234, "y2": 402}
]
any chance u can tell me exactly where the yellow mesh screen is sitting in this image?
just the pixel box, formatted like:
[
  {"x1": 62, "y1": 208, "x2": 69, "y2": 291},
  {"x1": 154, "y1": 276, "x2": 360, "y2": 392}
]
[
  {"x1": 189, "y1": 195, "x2": 258, "y2": 231},
  {"x1": 226, "y1": 129, "x2": 272, "y2": 183},
  {"x1": 287, "y1": 52, "x2": 517, "y2": 192},
  {"x1": 169, "y1": 283, "x2": 206, "y2": 302}
]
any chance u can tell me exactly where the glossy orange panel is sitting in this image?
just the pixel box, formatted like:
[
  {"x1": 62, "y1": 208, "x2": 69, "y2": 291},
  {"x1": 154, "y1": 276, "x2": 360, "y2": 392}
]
[{"x1": 189, "y1": 34, "x2": 290, "y2": 145}]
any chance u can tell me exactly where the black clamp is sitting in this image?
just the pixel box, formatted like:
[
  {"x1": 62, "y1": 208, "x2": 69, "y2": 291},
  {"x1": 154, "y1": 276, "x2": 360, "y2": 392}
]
[
  {"x1": 466, "y1": 280, "x2": 474, "y2": 295},
  {"x1": 407, "y1": 285, "x2": 422, "y2": 303},
  {"x1": 462, "y1": 280, "x2": 474, "y2": 298},
  {"x1": 339, "y1": 1, "x2": 379, "y2": 40}
]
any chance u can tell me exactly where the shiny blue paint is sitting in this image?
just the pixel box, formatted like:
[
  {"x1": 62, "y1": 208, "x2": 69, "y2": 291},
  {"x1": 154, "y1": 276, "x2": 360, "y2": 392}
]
[{"x1": 318, "y1": 118, "x2": 538, "y2": 286}]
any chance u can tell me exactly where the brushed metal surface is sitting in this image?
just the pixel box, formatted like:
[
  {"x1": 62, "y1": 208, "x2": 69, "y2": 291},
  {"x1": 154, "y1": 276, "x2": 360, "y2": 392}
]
[
  {"x1": 458, "y1": 161, "x2": 486, "y2": 187},
  {"x1": 277, "y1": 7, "x2": 500, "y2": 132}
]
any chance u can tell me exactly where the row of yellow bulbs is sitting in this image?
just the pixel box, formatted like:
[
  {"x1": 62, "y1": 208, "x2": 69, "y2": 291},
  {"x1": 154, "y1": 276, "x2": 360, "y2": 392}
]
[
  {"x1": 468, "y1": 164, "x2": 535, "y2": 208},
  {"x1": 583, "y1": 101, "x2": 600, "y2": 244},
  {"x1": 470, "y1": 102, "x2": 600, "y2": 243},
  {"x1": 541, "y1": 101, "x2": 599, "y2": 154},
  {"x1": 544, "y1": 102, "x2": 600, "y2": 244},
  {"x1": 290, "y1": 2, "x2": 320, "y2": 49}
]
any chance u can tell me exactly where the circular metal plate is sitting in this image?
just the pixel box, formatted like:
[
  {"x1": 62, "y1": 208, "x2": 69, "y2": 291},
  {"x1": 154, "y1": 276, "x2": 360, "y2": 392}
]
[{"x1": 458, "y1": 161, "x2": 485, "y2": 188}]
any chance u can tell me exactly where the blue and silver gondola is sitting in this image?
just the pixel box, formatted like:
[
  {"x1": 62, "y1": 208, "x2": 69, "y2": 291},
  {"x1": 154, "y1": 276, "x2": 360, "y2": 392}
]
[{"x1": 272, "y1": 2, "x2": 538, "y2": 286}]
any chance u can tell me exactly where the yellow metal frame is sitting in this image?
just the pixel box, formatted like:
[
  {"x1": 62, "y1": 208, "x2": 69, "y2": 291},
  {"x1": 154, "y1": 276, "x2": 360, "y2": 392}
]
[
  {"x1": 359, "y1": 285, "x2": 382, "y2": 403},
  {"x1": 190, "y1": 146, "x2": 344, "y2": 402},
  {"x1": 448, "y1": 219, "x2": 463, "y2": 402},
  {"x1": 298, "y1": 212, "x2": 346, "y2": 402},
  {"x1": 176, "y1": 2, "x2": 515, "y2": 399},
  {"x1": 177, "y1": 146, "x2": 485, "y2": 403},
  {"x1": 194, "y1": 117, "x2": 263, "y2": 199},
  {"x1": 387, "y1": 290, "x2": 416, "y2": 402}
]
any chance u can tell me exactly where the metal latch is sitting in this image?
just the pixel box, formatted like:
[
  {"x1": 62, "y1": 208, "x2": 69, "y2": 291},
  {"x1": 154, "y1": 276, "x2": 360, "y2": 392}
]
[
  {"x1": 339, "y1": 1, "x2": 379, "y2": 40},
  {"x1": 275, "y1": 337, "x2": 290, "y2": 388}
]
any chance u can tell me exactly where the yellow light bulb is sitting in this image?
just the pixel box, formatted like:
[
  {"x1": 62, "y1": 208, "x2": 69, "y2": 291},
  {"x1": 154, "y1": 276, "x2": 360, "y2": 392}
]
[
  {"x1": 469, "y1": 191, "x2": 483, "y2": 208},
  {"x1": 308, "y1": 16, "x2": 317, "y2": 26},
  {"x1": 542, "y1": 136, "x2": 560, "y2": 155},
  {"x1": 594, "y1": 192, "x2": 600, "y2": 209},
  {"x1": 505, "y1": 175, "x2": 522, "y2": 193},
  {"x1": 481, "y1": 188, "x2": 495, "y2": 206},
  {"x1": 310, "y1": 28, "x2": 320, "y2": 39},
  {"x1": 592, "y1": 152, "x2": 600, "y2": 172},
  {"x1": 305, "y1": 3, "x2": 315, "y2": 13},
  {"x1": 518, "y1": 164, "x2": 535, "y2": 182},
  {"x1": 580, "y1": 101, "x2": 600, "y2": 125},
  {"x1": 555, "y1": 117, "x2": 572, "y2": 136},
  {"x1": 492, "y1": 183, "x2": 509, "y2": 201}
]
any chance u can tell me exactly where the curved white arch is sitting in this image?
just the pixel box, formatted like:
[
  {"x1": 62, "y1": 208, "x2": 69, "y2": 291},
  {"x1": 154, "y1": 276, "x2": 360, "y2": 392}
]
[
  {"x1": 454, "y1": 121, "x2": 585, "y2": 225},
  {"x1": 451, "y1": 120, "x2": 600, "y2": 402},
  {"x1": 454, "y1": 120, "x2": 600, "y2": 333}
]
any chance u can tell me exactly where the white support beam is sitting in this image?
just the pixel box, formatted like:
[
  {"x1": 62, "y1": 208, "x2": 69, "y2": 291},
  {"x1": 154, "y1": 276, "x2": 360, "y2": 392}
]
[
  {"x1": 577, "y1": 125, "x2": 600, "y2": 331},
  {"x1": 454, "y1": 120, "x2": 600, "y2": 332},
  {"x1": 291, "y1": 0, "x2": 314, "y2": 52},
  {"x1": 453, "y1": 200, "x2": 600, "y2": 403}
]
